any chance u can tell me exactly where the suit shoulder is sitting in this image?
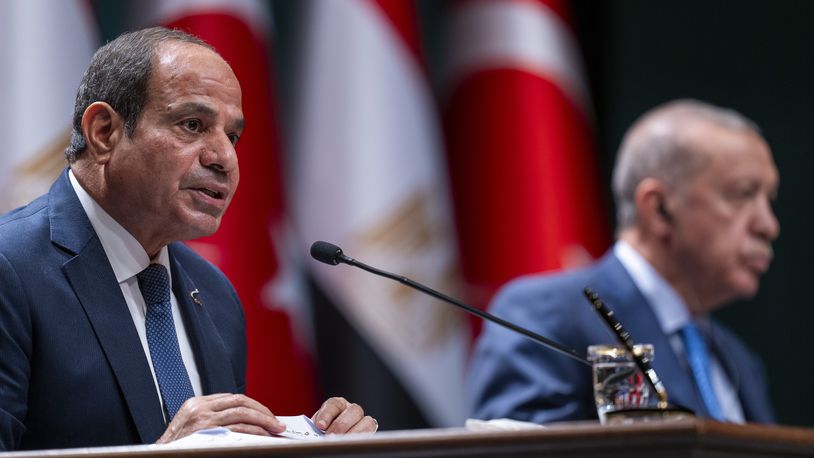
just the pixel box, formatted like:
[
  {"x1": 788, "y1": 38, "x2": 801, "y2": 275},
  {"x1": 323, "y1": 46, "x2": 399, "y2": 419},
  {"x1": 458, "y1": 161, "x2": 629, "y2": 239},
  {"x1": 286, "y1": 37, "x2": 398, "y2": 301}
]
[
  {"x1": 0, "y1": 196, "x2": 50, "y2": 254},
  {"x1": 0, "y1": 194, "x2": 48, "y2": 225},
  {"x1": 491, "y1": 266, "x2": 595, "y2": 315}
]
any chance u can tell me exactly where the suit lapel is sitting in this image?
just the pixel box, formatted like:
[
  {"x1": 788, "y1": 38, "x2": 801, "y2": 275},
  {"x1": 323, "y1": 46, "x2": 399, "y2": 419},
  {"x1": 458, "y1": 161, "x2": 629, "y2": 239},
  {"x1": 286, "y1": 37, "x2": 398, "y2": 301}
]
[
  {"x1": 169, "y1": 246, "x2": 237, "y2": 394},
  {"x1": 51, "y1": 170, "x2": 166, "y2": 443},
  {"x1": 587, "y1": 254, "x2": 705, "y2": 416}
]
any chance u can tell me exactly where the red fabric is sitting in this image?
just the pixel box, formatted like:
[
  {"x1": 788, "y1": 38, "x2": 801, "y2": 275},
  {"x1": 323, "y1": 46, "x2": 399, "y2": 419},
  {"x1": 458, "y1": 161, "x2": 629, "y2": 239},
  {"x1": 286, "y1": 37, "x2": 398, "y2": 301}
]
[
  {"x1": 167, "y1": 12, "x2": 317, "y2": 414},
  {"x1": 369, "y1": 0, "x2": 424, "y2": 68},
  {"x1": 449, "y1": 0, "x2": 574, "y2": 26},
  {"x1": 443, "y1": 1, "x2": 609, "y2": 314}
]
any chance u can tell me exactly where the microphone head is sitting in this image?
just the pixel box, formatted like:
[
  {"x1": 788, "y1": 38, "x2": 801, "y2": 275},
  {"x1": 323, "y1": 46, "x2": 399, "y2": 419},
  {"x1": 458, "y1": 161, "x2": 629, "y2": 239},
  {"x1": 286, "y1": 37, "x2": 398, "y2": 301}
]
[{"x1": 310, "y1": 241, "x2": 344, "y2": 265}]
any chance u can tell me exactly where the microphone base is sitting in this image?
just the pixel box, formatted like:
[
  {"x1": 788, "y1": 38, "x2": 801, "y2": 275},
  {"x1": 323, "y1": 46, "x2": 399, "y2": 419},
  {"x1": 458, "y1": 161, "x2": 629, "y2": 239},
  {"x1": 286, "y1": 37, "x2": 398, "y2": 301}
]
[{"x1": 601, "y1": 406, "x2": 695, "y2": 426}]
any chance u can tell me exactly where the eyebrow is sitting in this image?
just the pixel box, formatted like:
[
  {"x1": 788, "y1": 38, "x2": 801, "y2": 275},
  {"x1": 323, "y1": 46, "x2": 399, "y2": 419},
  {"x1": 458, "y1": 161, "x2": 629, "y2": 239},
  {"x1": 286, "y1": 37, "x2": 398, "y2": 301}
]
[
  {"x1": 172, "y1": 102, "x2": 216, "y2": 119},
  {"x1": 169, "y1": 102, "x2": 244, "y2": 131}
]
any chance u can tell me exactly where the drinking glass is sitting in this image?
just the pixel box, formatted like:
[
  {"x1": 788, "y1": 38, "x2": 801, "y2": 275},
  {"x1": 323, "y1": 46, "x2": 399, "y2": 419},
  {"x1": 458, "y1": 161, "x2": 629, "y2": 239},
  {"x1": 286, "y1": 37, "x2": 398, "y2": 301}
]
[{"x1": 587, "y1": 344, "x2": 655, "y2": 424}]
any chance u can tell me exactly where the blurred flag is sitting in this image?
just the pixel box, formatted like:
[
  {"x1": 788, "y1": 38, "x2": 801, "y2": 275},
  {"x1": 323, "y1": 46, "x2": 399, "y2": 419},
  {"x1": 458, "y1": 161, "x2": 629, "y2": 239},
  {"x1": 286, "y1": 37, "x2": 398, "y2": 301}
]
[
  {"x1": 133, "y1": 0, "x2": 318, "y2": 414},
  {"x1": 0, "y1": 0, "x2": 98, "y2": 211},
  {"x1": 443, "y1": 0, "x2": 610, "y2": 311},
  {"x1": 291, "y1": 0, "x2": 469, "y2": 427}
]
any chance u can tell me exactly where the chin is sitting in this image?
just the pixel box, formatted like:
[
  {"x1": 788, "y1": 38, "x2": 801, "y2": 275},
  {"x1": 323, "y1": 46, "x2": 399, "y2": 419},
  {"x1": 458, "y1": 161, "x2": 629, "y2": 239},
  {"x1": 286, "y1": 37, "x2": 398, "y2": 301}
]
[
  {"x1": 178, "y1": 214, "x2": 223, "y2": 240},
  {"x1": 709, "y1": 277, "x2": 759, "y2": 309},
  {"x1": 731, "y1": 277, "x2": 761, "y2": 300},
  {"x1": 196, "y1": 221, "x2": 222, "y2": 238}
]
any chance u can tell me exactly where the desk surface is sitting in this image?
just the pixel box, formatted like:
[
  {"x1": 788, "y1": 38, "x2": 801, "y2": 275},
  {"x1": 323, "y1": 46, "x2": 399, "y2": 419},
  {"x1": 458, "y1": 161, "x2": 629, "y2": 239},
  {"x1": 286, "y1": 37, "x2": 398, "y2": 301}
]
[{"x1": 4, "y1": 419, "x2": 814, "y2": 458}]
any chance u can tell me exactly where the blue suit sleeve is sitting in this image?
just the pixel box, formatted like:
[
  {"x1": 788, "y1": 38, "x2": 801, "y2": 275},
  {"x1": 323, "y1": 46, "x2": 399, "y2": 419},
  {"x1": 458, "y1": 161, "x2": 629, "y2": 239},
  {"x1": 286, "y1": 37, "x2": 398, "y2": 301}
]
[
  {"x1": 0, "y1": 252, "x2": 32, "y2": 451},
  {"x1": 466, "y1": 277, "x2": 598, "y2": 424}
]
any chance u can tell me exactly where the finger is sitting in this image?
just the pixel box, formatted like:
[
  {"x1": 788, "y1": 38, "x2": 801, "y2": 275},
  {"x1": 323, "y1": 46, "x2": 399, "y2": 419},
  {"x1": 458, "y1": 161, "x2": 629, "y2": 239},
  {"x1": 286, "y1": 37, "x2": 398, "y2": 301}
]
[
  {"x1": 175, "y1": 392, "x2": 231, "y2": 415},
  {"x1": 312, "y1": 397, "x2": 348, "y2": 430},
  {"x1": 164, "y1": 394, "x2": 284, "y2": 442},
  {"x1": 324, "y1": 402, "x2": 365, "y2": 434},
  {"x1": 203, "y1": 393, "x2": 274, "y2": 417},
  {"x1": 347, "y1": 416, "x2": 378, "y2": 434},
  {"x1": 191, "y1": 393, "x2": 282, "y2": 430},
  {"x1": 173, "y1": 393, "x2": 245, "y2": 422},
  {"x1": 225, "y1": 423, "x2": 274, "y2": 437},
  {"x1": 213, "y1": 405, "x2": 286, "y2": 433},
  {"x1": 175, "y1": 394, "x2": 277, "y2": 428}
]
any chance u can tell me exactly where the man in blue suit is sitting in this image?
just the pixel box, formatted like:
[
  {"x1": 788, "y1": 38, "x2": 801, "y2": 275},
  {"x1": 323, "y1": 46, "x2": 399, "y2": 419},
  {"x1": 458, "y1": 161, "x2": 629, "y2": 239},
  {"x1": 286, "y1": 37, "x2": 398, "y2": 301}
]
[
  {"x1": 0, "y1": 27, "x2": 376, "y2": 451},
  {"x1": 468, "y1": 100, "x2": 778, "y2": 424}
]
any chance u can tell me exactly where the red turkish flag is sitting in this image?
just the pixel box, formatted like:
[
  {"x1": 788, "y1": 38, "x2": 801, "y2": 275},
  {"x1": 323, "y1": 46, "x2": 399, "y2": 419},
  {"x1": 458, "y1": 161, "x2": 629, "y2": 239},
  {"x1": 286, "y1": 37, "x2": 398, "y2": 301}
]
[{"x1": 444, "y1": 0, "x2": 610, "y2": 312}]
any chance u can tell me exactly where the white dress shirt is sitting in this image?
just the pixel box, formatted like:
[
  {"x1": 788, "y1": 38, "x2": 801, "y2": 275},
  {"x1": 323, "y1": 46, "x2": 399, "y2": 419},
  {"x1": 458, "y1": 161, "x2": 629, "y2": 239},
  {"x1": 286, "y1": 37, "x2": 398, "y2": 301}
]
[
  {"x1": 69, "y1": 170, "x2": 203, "y2": 417},
  {"x1": 614, "y1": 240, "x2": 745, "y2": 423}
]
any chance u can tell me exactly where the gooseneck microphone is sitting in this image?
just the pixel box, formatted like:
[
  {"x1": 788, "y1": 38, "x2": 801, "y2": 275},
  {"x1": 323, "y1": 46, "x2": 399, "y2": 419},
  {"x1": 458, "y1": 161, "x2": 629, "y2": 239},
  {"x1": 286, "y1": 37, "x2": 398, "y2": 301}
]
[
  {"x1": 583, "y1": 287, "x2": 669, "y2": 408},
  {"x1": 309, "y1": 241, "x2": 590, "y2": 366}
]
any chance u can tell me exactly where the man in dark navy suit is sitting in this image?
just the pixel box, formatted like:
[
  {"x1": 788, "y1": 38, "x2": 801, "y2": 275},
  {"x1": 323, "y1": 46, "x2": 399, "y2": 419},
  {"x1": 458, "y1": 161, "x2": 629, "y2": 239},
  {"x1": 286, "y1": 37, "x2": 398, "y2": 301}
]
[
  {"x1": 469, "y1": 100, "x2": 778, "y2": 424},
  {"x1": 0, "y1": 27, "x2": 375, "y2": 451}
]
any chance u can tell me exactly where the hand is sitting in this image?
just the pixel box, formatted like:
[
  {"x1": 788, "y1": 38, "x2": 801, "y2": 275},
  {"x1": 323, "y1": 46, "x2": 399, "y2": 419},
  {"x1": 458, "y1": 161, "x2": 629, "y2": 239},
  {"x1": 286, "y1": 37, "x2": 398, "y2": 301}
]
[
  {"x1": 156, "y1": 393, "x2": 286, "y2": 443},
  {"x1": 311, "y1": 397, "x2": 378, "y2": 434}
]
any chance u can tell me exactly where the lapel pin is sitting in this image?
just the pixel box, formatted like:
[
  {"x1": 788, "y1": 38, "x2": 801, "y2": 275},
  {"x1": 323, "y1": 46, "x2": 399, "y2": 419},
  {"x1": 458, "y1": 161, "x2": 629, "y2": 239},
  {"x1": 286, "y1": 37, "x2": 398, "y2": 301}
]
[{"x1": 190, "y1": 289, "x2": 202, "y2": 306}]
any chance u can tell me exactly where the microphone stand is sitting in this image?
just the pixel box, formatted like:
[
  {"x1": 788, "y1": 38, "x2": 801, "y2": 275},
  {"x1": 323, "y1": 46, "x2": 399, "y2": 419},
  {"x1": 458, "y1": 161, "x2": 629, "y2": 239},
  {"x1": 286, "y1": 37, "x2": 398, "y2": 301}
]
[{"x1": 311, "y1": 241, "x2": 590, "y2": 366}]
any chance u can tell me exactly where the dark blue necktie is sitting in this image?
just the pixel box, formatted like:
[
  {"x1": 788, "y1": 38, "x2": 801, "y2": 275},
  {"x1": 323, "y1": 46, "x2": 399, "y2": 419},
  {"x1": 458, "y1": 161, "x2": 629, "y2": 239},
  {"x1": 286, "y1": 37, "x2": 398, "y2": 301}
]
[
  {"x1": 137, "y1": 264, "x2": 194, "y2": 421},
  {"x1": 680, "y1": 322, "x2": 725, "y2": 421}
]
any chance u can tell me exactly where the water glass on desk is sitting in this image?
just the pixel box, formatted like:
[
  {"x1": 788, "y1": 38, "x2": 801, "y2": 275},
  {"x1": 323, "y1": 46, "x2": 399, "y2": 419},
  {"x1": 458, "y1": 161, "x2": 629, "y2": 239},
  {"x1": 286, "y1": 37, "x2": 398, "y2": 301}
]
[{"x1": 588, "y1": 344, "x2": 655, "y2": 424}]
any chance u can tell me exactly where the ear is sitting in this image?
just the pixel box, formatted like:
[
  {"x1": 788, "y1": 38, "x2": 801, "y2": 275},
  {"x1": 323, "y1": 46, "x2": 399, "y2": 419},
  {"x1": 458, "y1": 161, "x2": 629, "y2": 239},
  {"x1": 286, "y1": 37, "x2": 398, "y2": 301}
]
[
  {"x1": 633, "y1": 177, "x2": 674, "y2": 238},
  {"x1": 81, "y1": 102, "x2": 125, "y2": 164}
]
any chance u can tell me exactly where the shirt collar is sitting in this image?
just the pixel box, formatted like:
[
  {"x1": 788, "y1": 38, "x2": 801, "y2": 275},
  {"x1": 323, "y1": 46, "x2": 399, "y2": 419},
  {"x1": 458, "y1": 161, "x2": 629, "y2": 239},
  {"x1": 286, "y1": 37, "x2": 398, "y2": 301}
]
[
  {"x1": 613, "y1": 240, "x2": 691, "y2": 335},
  {"x1": 68, "y1": 169, "x2": 171, "y2": 284}
]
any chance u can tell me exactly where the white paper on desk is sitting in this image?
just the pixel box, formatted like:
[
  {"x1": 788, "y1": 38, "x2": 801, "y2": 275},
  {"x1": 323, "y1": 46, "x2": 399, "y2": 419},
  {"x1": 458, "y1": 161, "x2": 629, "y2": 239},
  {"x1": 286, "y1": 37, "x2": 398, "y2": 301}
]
[
  {"x1": 158, "y1": 428, "x2": 290, "y2": 448},
  {"x1": 276, "y1": 414, "x2": 325, "y2": 440},
  {"x1": 465, "y1": 418, "x2": 546, "y2": 432},
  {"x1": 158, "y1": 414, "x2": 324, "y2": 448}
]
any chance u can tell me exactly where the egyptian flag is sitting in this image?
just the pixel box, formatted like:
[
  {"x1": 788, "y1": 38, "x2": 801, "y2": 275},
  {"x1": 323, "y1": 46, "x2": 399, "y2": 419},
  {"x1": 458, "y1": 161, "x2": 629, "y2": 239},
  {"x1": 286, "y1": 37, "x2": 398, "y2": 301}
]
[
  {"x1": 0, "y1": 0, "x2": 98, "y2": 210},
  {"x1": 291, "y1": 0, "x2": 469, "y2": 427}
]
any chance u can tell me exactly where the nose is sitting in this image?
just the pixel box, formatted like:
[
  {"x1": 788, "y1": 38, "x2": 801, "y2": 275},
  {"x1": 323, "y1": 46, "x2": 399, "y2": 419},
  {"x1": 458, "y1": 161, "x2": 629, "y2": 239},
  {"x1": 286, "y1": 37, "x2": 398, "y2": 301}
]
[
  {"x1": 201, "y1": 132, "x2": 238, "y2": 173},
  {"x1": 752, "y1": 194, "x2": 780, "y2": 242}
]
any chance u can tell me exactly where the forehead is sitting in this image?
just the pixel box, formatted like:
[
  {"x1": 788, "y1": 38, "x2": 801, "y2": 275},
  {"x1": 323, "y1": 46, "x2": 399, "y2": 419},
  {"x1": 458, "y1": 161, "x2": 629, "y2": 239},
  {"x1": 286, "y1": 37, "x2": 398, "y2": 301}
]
[
  {"x1": 687, "y1": 123, "x2": 778, "y2": 185},
  {"x1": 147, "y1": 41, "x2": 242, "y2": 112}
]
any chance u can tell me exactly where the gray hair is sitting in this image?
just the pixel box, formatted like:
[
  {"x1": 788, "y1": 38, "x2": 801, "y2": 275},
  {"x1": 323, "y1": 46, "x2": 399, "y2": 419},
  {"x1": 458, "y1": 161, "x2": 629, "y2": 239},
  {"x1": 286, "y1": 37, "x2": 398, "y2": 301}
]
[
  {"x1": 65, "y1": 27, "x2": 216, "y2": 162},
  {"x1": 611, "y1": 99, "x2": 761, "y2": 229}
]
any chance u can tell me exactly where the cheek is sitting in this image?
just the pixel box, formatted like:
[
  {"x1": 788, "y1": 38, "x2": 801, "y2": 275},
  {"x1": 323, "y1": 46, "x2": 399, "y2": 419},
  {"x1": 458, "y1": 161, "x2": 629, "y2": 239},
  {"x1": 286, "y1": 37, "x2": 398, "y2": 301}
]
[
  {"x1": 677, "y1": 220, "x2": 733, "y2": 271},
  {"x1": 158, "y1": 148, "x2": 201, "y2": 184},
  {"x1": 704, "y1": 224, "x2": 753, "y2": 279},
  {"x1": 719, "y1": 218, "x2": 752, "y2": 252},
  {"x1": 223, "y1": 166, "x2": 240, "y2": 201}
]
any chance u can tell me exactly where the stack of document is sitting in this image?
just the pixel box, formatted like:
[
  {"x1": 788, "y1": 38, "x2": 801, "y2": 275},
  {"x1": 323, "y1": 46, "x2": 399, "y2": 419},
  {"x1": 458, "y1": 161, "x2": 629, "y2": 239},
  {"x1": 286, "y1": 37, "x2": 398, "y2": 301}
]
[{"x1": 157, "y1": 415, "x2": 324, "y2": 448}]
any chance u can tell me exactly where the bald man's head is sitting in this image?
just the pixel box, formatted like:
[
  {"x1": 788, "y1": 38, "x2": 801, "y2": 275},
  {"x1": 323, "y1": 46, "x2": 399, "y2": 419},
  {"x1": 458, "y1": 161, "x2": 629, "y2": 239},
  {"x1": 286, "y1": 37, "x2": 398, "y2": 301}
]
[{"x1": 612, "y1": 99, "x2": 761, "y2": 229}]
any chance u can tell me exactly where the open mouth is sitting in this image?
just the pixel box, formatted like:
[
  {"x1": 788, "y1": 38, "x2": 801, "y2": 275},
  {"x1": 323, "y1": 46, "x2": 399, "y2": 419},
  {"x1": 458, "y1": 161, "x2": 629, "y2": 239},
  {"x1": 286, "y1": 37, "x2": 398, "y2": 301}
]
[{"x1": 196, "y1": 187, "x2": 224, "y2": 199}]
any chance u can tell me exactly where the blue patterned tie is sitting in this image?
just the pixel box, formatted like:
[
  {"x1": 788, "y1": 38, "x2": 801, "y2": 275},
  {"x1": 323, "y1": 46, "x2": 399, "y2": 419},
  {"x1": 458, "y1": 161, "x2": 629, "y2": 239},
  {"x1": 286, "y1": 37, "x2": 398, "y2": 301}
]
[
  {"x1": 680, "y1": 322, "x2": 725, "y2": 421},
  {"x1": 137, "y1": 264, "x2": 194, "y2": 421}
]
